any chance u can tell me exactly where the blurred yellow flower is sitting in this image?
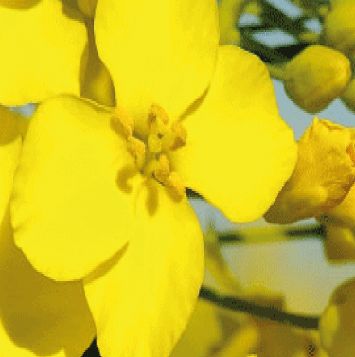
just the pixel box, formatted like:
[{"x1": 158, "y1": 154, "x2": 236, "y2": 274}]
[
  {"x1": 11, "y1": 1, "x2": 296, "y2": 355},
  {"x1": 320, "y1": 277, "x2": 355, "y2": 357}
]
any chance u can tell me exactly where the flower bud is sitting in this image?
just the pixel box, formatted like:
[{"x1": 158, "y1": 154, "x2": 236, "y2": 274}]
[
  {"x1": 284, "y1": 45, "x2": 351, "y2": 113},
  {"x1": 320, "y1": 277, "x2": 355, "y2": 357},
  {"x1": 324, "y1": 0, "x2": 355, "y2": 55},
  {"x1": 265, "y1": 118, "x2": 355, "y2": 224}
]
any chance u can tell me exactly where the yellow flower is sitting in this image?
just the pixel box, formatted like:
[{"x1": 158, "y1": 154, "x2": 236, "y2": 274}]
[
  {"x1": 0, "y1": 107, "x2": 95, "y2": 356},
  {"x1": 11, "y1": 1, "x2": 296, "y2": 355},
  {"x1": 266, "y1": 118, "x2": 355, "y2": 224},
  {"x1": 320, "y1": 277, "x2": 355, "y2": 357},
  {"x1": 283, "y1": 45, "x2": 351, "y2": 113},
  {"x1": 0, "y1": 0, "x2": 87, "y2": 105}
]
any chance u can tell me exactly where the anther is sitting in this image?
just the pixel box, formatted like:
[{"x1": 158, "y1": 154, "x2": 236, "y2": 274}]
[
  {"x1": 148, "y1": 133, "x2": 162, "y2": 153},
  {"x1": 127, "y1": 136, "x2": 146, "y2": 169},
  {"x1": 169, "y1": 121, "x2": 187, "y2": 151},
  {"x1": 149, "y1": 104, "x2": 169, "y2": 126},
  {"x1": 154, "y1": 154, "x2": 170, "y2": 183},
  {"x1": 114, "y1": 106, "x2": 134, "y2": 138},
  {"x1": 166, "y1": 171, "x2": 185, "y2": 200}
]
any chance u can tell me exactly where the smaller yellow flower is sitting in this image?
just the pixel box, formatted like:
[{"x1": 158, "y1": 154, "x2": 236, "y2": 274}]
[
  {"x1": 324, "y1": 0, "x2": 355, "y2": 55},
  {"x1": 266, "y1": 118, "x2": 355, "y2": 224},
  {"x1": 320, "y1": 277, "x2": 355, "y2": 357},
  {"x1": 283, "y1": 45, "x2": 351, "y2": 113}
]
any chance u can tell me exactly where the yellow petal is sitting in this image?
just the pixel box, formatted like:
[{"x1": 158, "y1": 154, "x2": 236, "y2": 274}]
[
  {"x1": 84, "y1": 181, "x2": 203, "y2": 357},
  {"x1": 80, "y1": 21, "x2": 115, "y2": 107},
  {"x1": 324, "y1": 184, "x2": 355, "y2": 231},
  {"x1": 172, "y1": 46, "x2": 297, "y2": 223},
  {"x1": 11, "y1": 95, "x2": 136, "y2": 281},
  {"x1": 95, "y1": 0, "x2": 219, "y2": 135},
  {"x1": 0, "y1": 107, "x2": 25, "y2": 225},
  {"x1": 323, "y1": 222, "x2": 355, "y2": 262},
  {"x1": 0, "y1": 212, "x2": 95, "y2": 357},
  {"x1": 320, "y1": 277, "x2": 355, "y2": 357},
  {"x1": 266, "y1": 118, "x2": 355, "y2": 224},
  {"x1": 0, "y1": 0, "x2": 86, "y2": 105}
]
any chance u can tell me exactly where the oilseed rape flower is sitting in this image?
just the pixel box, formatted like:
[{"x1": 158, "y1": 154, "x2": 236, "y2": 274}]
[
  {"x1": 11, "y1": 0, "x2": 296, "y2": 355},
  {"x1": 0, "y1": 108, "x2": 95, "y2": 356},
  {"x1": 266, "y1": 118, "x2": 355, "y2": 224}
]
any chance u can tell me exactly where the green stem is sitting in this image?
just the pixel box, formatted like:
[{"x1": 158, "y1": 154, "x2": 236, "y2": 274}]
[
  {"x1": 199, "y1": 287, "x2": 320, "y2": 330},
  {"x1": 218, "y1": 223, "x2": 325, "y2": 244},
  {"x1": 267, "y1": 63, "x2": 286, "y2": 80}
]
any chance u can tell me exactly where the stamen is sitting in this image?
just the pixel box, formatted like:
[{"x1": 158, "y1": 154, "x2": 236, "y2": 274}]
[
  {"x1": 127, "y1": 136, "x2": 146, "y2": 170},
  {"x1": 149, "y1": 104, "x2": 169, "y2": 126},
  {"x1": 154, "y1": 154, "x2": 170, "y2": 183},
  {"x1": 168, "y1": 121, "x2": 187, "y2": 151},
  {"x1": 166, "y1": 171, "x2": 186, "y2": 200},
  {"x1": 114, "y1": 106, "x2": 134, "y2": 138},
  {"x1": 148, "y1": 133, "x2": 162, "y2": 153}
]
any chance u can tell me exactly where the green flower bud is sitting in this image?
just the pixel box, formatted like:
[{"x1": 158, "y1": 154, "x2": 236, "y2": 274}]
[
  {"x1": 284, "y1": 45, "x2": 351, "y2": 113},
  {"x1": 324, "y1": 0, "x2": 355, "y2": 55}
]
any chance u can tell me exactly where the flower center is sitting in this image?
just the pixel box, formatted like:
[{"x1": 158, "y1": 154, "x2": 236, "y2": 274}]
[{"x1": 113, "y1": 104, "x2": 187, "y2": 200}]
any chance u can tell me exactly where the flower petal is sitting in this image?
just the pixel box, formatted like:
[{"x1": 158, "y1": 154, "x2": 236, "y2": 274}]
[
  {"x1": 95, "y1": 0, "x2": 219, "y2": 134},
  {"x1": 172, "y1": 46, "x2": 297, "y2": 222},
  {"x1": 0, "y1": 107, "x2": 25, "y2": 226},
  {"x1": 0, "y1": 0, "x2": 86, "y2": 105},
  {"x1": 80, "y1": 22, "x2": 115, "y2": 107},
  {"x1": 0, "y1": 212, "x2": 95, "y2": 357},
  {"x1": 11, "y1": 95, "x2": 136, "y2": 281},
  {"x1": 84, "y1": 181, "x2": 203, "y2": 357}
]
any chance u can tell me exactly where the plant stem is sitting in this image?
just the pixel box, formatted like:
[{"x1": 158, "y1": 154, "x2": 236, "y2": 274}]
[{"x1": 199, "y1": 286, "x2": 320, "y2": 330}]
